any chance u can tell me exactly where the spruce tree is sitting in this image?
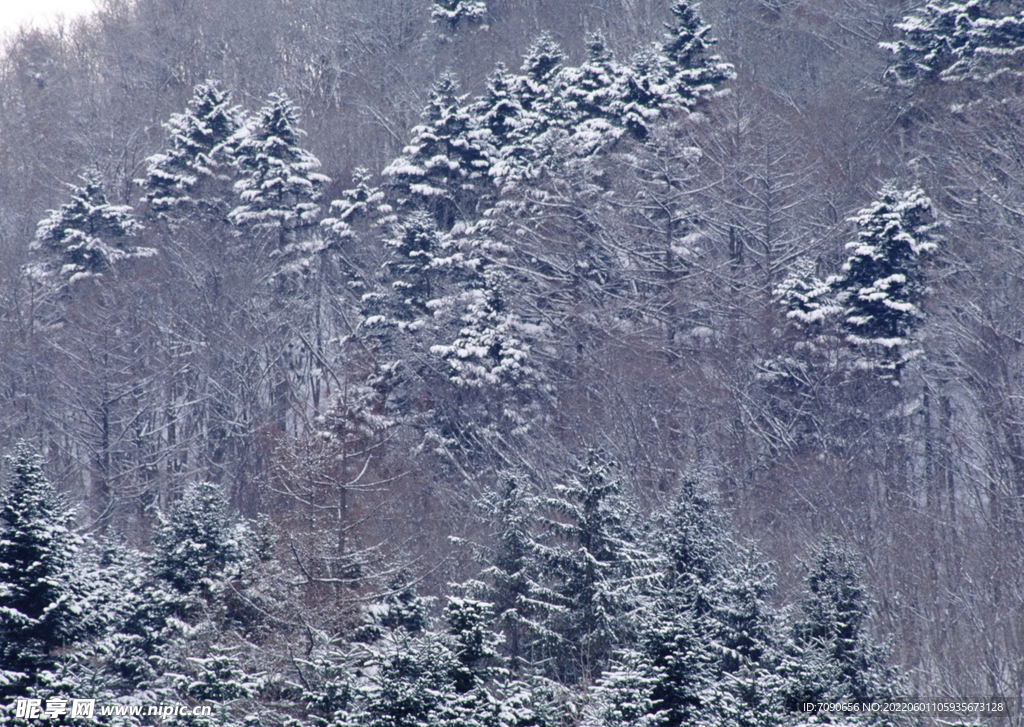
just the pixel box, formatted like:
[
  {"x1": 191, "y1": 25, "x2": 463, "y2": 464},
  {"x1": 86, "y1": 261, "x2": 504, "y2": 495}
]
[
  {"x1": 229, "y1": 92, "x2": 330, "y2": 248},
  {"x1": 833, "y1": 184, "x2": 937, "y2": 376},
  {"x1": 882, "y1": 0, "x2": 1024, "y2": 85},
  {"x1": 139, "y1": 79, "x2": 245, "y2": 221},
  {"x1": 28, "y1": 170, "x2": 151, "y2": 285},
  {"x1": 152, "y1": 481, "x2": 245, "y2": 600},
  {"x1": 0, "y1": 444, "x2": 84, "y2": 700},
  {"x1": 781, "y1": 540, "x2": 900, "y2": 710},
  {"x1": 535, "y1": 451, "x2": 652, "y2": 683},
  {"x1": 658, "y1": 1, "x2": 735, "y2": 109},
  {"x1": 431, "y1": 0, "x2": 487, "y2": 30},
  {"x1": 383, "y1": 74, "x2": 491, "y2": 230},
  {"x1": 477, "y1": 472, "x2": 551, "y2": 674}
]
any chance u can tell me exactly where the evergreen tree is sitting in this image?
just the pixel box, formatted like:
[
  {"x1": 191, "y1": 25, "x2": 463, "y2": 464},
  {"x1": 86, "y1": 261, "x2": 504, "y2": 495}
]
[
  {"x1": 367, "y1": 211, "x2": 446, "y2": 331},
  {"x1": 774, "y1": 259, "x2": 842, "y2": 338},
  {"x1": 139, "y1": 79, "x2": 245, "y2": 221},
  {"x1": 477, "y1": 472, "x2": 552, "y2": 674},
  {"x1": 28, "y1": 170, "x2": 151, "y2": 285},
  {"x1": 658, "y1": 1, "x2": 735, "y2": 109},
  {"x1": 383, "y1": 74, "x2": 491, "y2": 230},
  {"x1": 535, "y1": 451, "x2": 652, "y2": 683},
  {"x1": 882, "y1": 0, "x2": 1024, "y2": 85},
  {"x1": 430, "y1": 267, "x2": 538, "y2": 394},
  {"x1": 781, "y1": 540, "x2": 900, "y2": 710},
  {"x1": 152, "y1": 481, "x2": 246, "y2": 603},
  {"x1": 471, "y1": 63, "x2": 525, "y2": 161},
  {"x1": 0, "y1": 444, "x2": 84, "y2": 700},
  {"x1": 229, "y1": 91, "x2": 330, "y2": 249},
  {"x1": 431, "y1": 0, "x2": 487, "y2": 30},
  {"x1": 590, "y1": 593, "x2": 718, "y2": 727},
  {"x1": 832, "y1": 184, "x2": 938, "y2": 375}
]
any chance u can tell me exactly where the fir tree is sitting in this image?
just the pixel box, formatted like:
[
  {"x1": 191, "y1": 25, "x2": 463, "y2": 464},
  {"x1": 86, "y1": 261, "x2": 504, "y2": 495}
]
[
  {"x1": 0, "y1": 444, "x2": 84, "y2": 700},
  {"x1": 774, "y1": 258, "x2": 842, "y2": 338},
  {"x1": 139, "y1": 79, "x2": 245, "y2": 221},
  {"x1": 431, "y1": 0, "x2": 487, "y2": 30},
  {"x1": 781, "y1": 540, "x2": 900, "y2": 710},
  {"x1": 535, "y1": 451, "x2": 652, "y2": 683},
  {"x1": 430, "y1": 268, "x2": 538, "y2": 393},
  {"x1": 471, "y1": 63, "x2": 525, "y2": 159},
  {"x1": 383, "y1": 74, "x2": 491, "y2": 230},
  {"x1": 229, "y1": 91, "x2": 330, "y2": 248},
  {"x1": 28, "y1": 170, "x2": 151, "y2": 285},
  {"x1": 152, "y1": 481, "x2": 246, "y2": 601},
  {"x1": 658, "y1": 1, "x2": 735, "y2": 109},
  {"x1": 590, "y1": 593, "x2": 718, "y2": 727},
  {"x1": 882, "y1": 0, "x2": 1024, "y2": 85},
  {"x1": 477, "y1": 472, "x2": 551, "y2": 674},
  {"x1": 833, "y1": 184, "x2": 938, "y2": 375}
]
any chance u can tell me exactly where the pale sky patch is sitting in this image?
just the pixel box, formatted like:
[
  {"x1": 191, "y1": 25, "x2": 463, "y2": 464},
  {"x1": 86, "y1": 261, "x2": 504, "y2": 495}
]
[{"x1": 0, "y1": 0, "x2": 97, "y2": 44}]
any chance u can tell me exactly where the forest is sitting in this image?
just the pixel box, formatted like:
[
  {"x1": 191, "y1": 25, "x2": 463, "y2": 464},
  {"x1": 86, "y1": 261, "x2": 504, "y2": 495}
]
[{"x1": 0, "y1": 0, "x2": 1022, "y2": 725}]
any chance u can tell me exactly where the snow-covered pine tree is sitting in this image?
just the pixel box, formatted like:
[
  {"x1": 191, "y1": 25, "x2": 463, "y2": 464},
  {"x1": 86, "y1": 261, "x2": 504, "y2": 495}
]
[
  {"x1": 383, "y1": 74, "x2": 491, "y2": 231},
  {"x1": 589, "y1": 592, "x2": 718, "y2": 727},
  {"x1": 653, "y1": 480, "x2": 729, "y2": 612},
  {"x1": 882, "y1": 0, "x2": 1024, "y2": 85},
  {"x1": 229, "y1": 91, "x2": 330, "y2": 265},
  {"x1": 658, "y1": 0, "x2": 735, "y2": 109},
  {"x1": 152, "y1": 481, "x2": 246, "y2": 602},
  {"x1": 430, "y1": 0, "x2": 487, "y2": 30},
  {"x1": 833, "y1": 184, "x2": 937, "y2": 376},
  {"x1": 774, "y1": 258, "x2": 842, "y2": 338},
  {"x1": 28, "y1": 170, "x2": 151, "y2": 286},
  {"x1": 709, "y1": 548, "x2": 786, "y2": 725},
  {"x1": 471, "y1": 63, "x2": 524, "y2": 161},
  {"x1": 139, "y1": 79, "x2": 245, "y2": 221},
  {"x1": 488, "y1": 34, "x2": 566, "y2": 186},
  {"x1": 781, "y1": 540, "x2": 900, "y2": 711},
  {"x1": 476, "y1": 472, "x2": 552, "y2": 674},
  {"x1": 0, "y1": 444, "x2": 84, "y2": 701},
  {"x1": 552, "y1": 33, "x2": 630, "y2": 153},
  {"x1": 429, "y1": 267, "x2": 538, "y2": 395},
  {"x1": 535, "y1": 450, "x2": 653, "y2": 684}
]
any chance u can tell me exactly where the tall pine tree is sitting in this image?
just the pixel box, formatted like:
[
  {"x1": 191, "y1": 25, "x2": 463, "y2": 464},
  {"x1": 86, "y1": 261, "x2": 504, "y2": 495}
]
[{"x1": 28, "y1": 170, "x2": 150, "y2": 286}]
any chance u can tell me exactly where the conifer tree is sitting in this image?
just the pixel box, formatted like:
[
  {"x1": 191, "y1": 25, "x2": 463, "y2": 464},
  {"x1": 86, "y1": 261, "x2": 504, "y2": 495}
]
[
  {"x1": 28, "y1": 170, "x2": 151, "y2": 285},
  {"x1": 383, "y1": 74, "x2": 491, "y2": 230},
  {"x1": 658, "y1": 1, "x2": 735, "y2": 109},
  {"x1": 152, "y1": 480, "x2": 245, "y2": 600},
  {"x1": 477, "y1": 472, "x2": 551, "y2": 674},
  {"x1": 832, "y1": 184, "x2": 937, "y2": 375},
  {"x1": 781, "y1": 540, "x2": 900, "y2": 710},
  {"x1": 535, "y1": 451, "x2": 652, "y2": 683},
  {"x1": 430, "y1": 268, "x2": 538, "y2": 393},
  {"x1": 431, "y1": 0, "x2": 487, "y2": 30},
  {"x1": 0, "y1": 444, "x2": 84, "y2": 700},
  {"x1": 139, "y1": 79, "x2": 245, "y2": 221},
  {"x1": 882, "y1": 0, "x2": 1024, "y2": 85},
  {"x1": 229, "y1": 92, "x2": 330, "y2": 248}
]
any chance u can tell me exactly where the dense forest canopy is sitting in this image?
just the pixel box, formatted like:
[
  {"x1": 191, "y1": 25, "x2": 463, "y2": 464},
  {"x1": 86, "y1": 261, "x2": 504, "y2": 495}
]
[{"x1": 1, "y1": 0, "x2": 1023, "y2": 725}]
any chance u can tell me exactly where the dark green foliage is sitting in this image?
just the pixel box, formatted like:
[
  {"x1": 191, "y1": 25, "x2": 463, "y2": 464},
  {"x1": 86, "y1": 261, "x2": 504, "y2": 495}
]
[
  {"x1": 139, "y1": 79, "x2": 245, "y2": 220},
  {"x1": 28, "y1": 170, "x2": 149, "y2": 285},
  {"x1": 658, "y1": 0, "x2": 735, "y2": 107},
  {"x1": 0, "y1": 444, "x2": 84, "y2": 699},
  {"x1": 781, "y1": 540, "x2": 900, "y2": 710},
  {"x1": 152, "y1": 481, "x2": 243, "y2": 597},
  {"x1": 431, "y1": 0, "x2": 487, "y2": 30}
]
